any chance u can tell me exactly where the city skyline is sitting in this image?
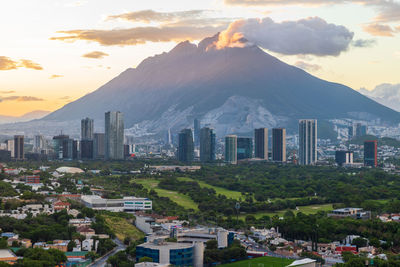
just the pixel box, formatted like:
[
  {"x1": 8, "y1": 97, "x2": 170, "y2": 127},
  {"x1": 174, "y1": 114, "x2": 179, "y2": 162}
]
[{"x1": 1, "y1": 0, "x2": 400, "y2": 116}]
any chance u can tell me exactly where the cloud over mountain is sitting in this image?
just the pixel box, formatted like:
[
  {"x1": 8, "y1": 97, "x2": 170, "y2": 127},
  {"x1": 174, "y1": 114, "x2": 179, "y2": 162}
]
[{"x1": 213, "y1": 17, "x2": 354, "y2": 56}]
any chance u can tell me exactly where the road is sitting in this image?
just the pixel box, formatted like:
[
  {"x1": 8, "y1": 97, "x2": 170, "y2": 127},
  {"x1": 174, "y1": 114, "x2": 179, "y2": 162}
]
[{"x1": 90, "y1": 238, "x2": 127, "y2": 267}]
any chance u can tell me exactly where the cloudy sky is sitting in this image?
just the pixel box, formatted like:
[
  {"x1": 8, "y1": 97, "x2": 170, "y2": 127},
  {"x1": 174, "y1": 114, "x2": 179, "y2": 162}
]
[{"x1": 1, "y1": 0, "x2": 399, "y2": 116}]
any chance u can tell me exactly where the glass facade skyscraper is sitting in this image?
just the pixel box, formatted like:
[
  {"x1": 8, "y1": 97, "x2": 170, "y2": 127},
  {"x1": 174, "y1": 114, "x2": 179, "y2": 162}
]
[
  {"x1": 272, "y1": 128, "x2": 286, "y2": 162},
  {"x1": 178, "y1": 129, "x2": 194, "y2": 162},
  {"x1": 237, "y1": 137, "x2": 253, "y2": 160},
  {"x1": 299, "y1": 119, "x2": 317, "y2": 165},
  {"x1": 225, "y1": 135, "x2": 237, "y2": 164},
  {"x1": 105, "y1": 111, "x2": 124, "y2": 160},
  {"x1": 254, "y1": 128, "x2": 268, "y2": 160},
  {"x1": 200, "y1": 127, "x2": 215, "y2": 162}
]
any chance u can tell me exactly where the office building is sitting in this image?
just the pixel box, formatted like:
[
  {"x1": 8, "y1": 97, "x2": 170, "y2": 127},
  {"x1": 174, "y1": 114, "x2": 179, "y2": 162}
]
[
  {"x1": 14, "y1": 135, "x2": 24, "y2": 160},
  {"x1": 81, "y1": 195, "x2": 152, "y2": 212},
  {"x1": 199, "y1": 127, "x2": 215, "y2": 162},
  {"x1": 93, "y1": 133, "x2": 105, "y2": 159},
  {"x1": 194, "y1": 119, "x2": 200, "y2": 147},
  {"x1": 33, "y1": 135, "x2": 45, "y2": 153},
  {"x1": 178, "y1": 129, "x2": 194, "y2": 162},
  {"x1": 136, "y1": 240, "x2": 203, "y2": 267},
  {"x1": 299, "y1": 119, "x2": 317, "y2": 165},
  {"x1": 6, "y1": 140, "x2": 14, "y2": 158},
  {"x1": 225, "y1": 135, "x2": 237, "y2": 164},
  {"x1": 272, "y1": 128, "x2": 286, "y2": 162},
  {"x1": 254, "y1": 128, "x2": 268, "y2": 160},
  {"x1": 237, "y1": 137, "x2": 252, "y2": 160},
  {"x1": 80, "y1": 140, "x2": 93, "y2": 160},
  {"x1": 335, "y1": 151, "x2": 353, "y2": 166},
  {"x1": 81, "y1": 117, "x2": 94, "y2": 140},
  {"x1": 105, "y1": 111, "x2": 124, "y2": 160},
  {"x1": 52, "y1": 135, "x2": 74, "y2": 160},
  {"x1": 364, "y1": 140, "x2": 377, "y2": 167}
]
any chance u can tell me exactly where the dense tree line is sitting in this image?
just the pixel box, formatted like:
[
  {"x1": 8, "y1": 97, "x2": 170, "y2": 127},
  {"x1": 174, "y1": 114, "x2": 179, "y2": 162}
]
[{"x1": 0, "y1": 210, "x2": 75, "y2": 242}]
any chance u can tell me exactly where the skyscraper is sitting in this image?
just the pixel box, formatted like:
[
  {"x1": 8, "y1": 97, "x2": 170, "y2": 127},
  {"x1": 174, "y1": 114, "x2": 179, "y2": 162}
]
[
  {"x1": 299, "y1": 119, "x2": 317, "y2": 165},
  {"x1": 34, "y1": 135, "x2": 45, "y2": 153},
  {"x1": 81, "y1": 117, "x2": 94, "y2": 140},
  {"x1": 105, "y1": 111, "x2": 124, "y2": 160},
  {"x1": 14, "y1": 135, "x2": 24, "y2": 160},
  {"x1": 53, "y1": 134, "x2": 69, "y2": 159},
  {"x1": 254, "y1": 128, "x2": 268, "y2": 160},
  {"x1": 237, "y1": 137, "x2": 253, "y2": 160},
  {"x1": 178, "y1": 129, "x2": 194, "y2": 162},
  {"x1": 81, "y1": 140, "x2": 94, "y2": 159},
  {"x1": 225, "y1": 135, "x2": 237, "y2": 164},
  {"x1": 272, "y1": 128, "x2": 286, "y2": 162},
  {"x1": 194, "y1": 119, "x2": 200, "y2": 147},
  {"x1": 364, "y1": 140, "x2": 377, "y2": 167},
  {"x1": 200, "y1": 127, "x2": 216, "y2": 162},
  {"x1": 93, "y1": 133, "x2": 105, "y2": 159},
  {"x1": 7, "y1": 139, "x2": 14, "y2": 158}
]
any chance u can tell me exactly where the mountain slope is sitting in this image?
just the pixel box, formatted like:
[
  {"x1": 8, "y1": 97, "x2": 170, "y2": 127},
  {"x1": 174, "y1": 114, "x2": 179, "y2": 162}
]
[{"x1": 43, "y1": 34, "x2": 400, "y2": 137}]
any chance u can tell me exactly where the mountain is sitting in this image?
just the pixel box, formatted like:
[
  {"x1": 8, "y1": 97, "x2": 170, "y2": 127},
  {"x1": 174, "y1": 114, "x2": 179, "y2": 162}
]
[
  {"x1": 0, "y1": 110, "x2": 50, "y2": 124},
  {"x1": 43, "y1": 34, "x2": 400, "y2": 137},
  {"x1": 359, "y1": 84, "x2": 400, "y2": 112}
]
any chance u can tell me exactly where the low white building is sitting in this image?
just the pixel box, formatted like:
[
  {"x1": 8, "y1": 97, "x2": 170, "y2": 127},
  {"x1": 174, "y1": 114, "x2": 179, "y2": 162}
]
[{"x1": 81, "y1": 195, "x2": 152, "y2": 212}]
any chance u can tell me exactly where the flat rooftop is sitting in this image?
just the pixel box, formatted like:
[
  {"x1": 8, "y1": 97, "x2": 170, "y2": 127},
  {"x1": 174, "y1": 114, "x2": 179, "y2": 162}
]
[{"x1": 138, "y1": 242, "x2": 193, "y2": 250}]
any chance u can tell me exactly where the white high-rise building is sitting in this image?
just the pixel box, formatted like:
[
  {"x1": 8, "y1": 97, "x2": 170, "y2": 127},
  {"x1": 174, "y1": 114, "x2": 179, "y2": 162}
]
[
  {"x1": 105, "y1": 111, "x2": 124, "y2": 160},
  {"x1": 34, "y1": 135, "x2": 45, "y2": 153},
  {"x1": 7, "y1": 139, "x2": 14, "y2": 158},
  {"x1": 299, "y1": 119, "x2": 317, "y2": 165}
]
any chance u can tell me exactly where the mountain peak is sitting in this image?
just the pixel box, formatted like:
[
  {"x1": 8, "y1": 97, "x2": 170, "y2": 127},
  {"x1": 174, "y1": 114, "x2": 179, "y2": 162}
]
[{"x1": 170, "y1": 40, "x2": 197, "y2": 55}]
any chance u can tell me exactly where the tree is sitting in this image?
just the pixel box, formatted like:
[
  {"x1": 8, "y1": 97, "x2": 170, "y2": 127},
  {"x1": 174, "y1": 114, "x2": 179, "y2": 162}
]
[
  {"x1": 139, "y1": 256, "x2": 153, "y2": 263},
  {"x1": 352, "y1": 237, "x2": 368, "y2": 248},
  {"x1": 205, "y1": 240, "x2": 218, "y2": 250},
  {"x1": 67, "y1": 240, "x2": 76, "y2": 252},
  {"x1": 0, "y1": 238, "x2": 8, "y2": 249}
]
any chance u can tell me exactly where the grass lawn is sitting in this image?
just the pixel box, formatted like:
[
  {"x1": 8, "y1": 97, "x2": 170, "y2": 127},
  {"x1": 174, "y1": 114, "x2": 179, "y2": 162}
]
[
  {"x1": 134, "y1": 178, "x2": 199, "y2": 210},
  {"x1": 177, "y1": 177, "x2": 243, "y2": 200},
  {"x1": 239, "y1": 203, "x2": 334, "y2": 219},
  {"x1": 103, "y1": 215, "x2": 145, "y2": 241},
  {"x1": 219, "y1": 256, "x2": 294, "y2": 267}
]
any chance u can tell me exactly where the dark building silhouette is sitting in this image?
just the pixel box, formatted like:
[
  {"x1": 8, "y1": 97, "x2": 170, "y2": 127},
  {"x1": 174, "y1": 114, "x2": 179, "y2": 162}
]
[
  {"x1": 200, "y1": 127, "x2": 215, "y2": 162},
  {"x1": 237, "y1": 137, "x2": 253, "y2": 160},
  {"x1": 178, "y1": 129, "x2": 194, "y2": 162},
  {"x1": 14, "y1": 135, "x2": 24, "y2": 160},
  {"x1": 335, "y1": 150, "x2": 353, "y2": 166},
  {"x1": 254, "y1": 128, "x2": 268, "y2": 160},
  {"x1": 364, "y1": 140, "x2": 377, "y2": 167},
  {"x1": 194, "y1": 119, "x2": 200, "y2": 147},
  {"x1": 81, "y1": 139, "x2": 94, "y2": 159},
  {"x1": 272, "y1": 128, "x2": 286, "y2": 162},
  {"x1": 93, "y1": 133, "x2": 105, "y2": 159},
  {"x1": 81, "y1": 117, "x2": 94, "y2": 140}
]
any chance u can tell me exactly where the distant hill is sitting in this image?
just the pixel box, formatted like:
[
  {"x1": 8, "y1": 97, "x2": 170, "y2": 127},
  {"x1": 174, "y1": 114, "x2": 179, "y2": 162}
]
[
  {"x1": 349, "y1": 135, "x2": 400, "y2": 148},
  {"x1": 36, "y1": 34, "x2": 400, "y2": 137},
  {"x1": 0, "y1": 110, "x2": 50, "y2": 124}
]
